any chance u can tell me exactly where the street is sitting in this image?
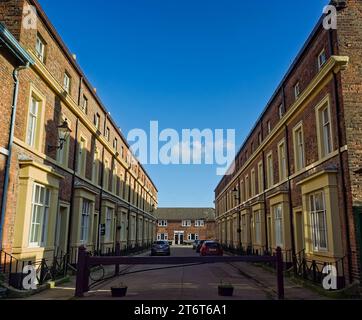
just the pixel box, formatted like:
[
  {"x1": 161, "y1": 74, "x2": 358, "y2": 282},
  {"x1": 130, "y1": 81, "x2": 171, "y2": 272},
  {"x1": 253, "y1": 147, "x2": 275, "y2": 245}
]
[{"x1": 81, "y1": 247, "x2": 322, "y2": 300}]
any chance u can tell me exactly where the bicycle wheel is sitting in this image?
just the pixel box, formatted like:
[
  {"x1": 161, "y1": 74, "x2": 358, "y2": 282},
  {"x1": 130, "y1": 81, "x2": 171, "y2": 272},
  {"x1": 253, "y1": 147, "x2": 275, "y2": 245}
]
[{"x1": 89, "y1": 265, "x2": 105, "y2": 282}]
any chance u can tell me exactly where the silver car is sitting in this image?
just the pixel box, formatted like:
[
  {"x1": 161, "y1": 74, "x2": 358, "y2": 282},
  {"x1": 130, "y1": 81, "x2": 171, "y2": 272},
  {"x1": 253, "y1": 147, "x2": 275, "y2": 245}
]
[{"x1": 151, "y1": 240, "x2": 171, "y2": 256}]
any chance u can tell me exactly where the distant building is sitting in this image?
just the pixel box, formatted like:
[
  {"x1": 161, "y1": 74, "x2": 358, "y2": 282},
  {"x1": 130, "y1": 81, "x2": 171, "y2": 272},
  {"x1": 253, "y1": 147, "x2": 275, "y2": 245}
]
[{"x1": 155, "y1": 208, "x2": 216, "y2": 245}]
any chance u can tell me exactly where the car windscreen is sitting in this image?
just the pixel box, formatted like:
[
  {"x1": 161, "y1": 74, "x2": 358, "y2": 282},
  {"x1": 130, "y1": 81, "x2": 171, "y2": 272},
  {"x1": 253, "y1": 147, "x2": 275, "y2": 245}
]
[
  {"x1": 205, "y1": 242, "x2": 220, "y2": 248},
  {"x1": 154, "y1": 241, "x2": 168, "y2": 245}
]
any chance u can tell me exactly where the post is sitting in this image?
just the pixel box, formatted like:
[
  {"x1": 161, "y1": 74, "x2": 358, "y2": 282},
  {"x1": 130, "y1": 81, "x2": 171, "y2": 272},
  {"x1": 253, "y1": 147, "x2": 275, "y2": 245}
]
[
  {"x1": 276, "y1": 247, "x2": 285, "y2": 300},
  {"x1": 115, "y1": 242, "x2": 121, "y2": 276},
  {"x1": 75, "y1": 246, "x2": 88, "y2": 297},
  {"x1": 39, "y1": 259, "x2": 46, "y2": 285}
]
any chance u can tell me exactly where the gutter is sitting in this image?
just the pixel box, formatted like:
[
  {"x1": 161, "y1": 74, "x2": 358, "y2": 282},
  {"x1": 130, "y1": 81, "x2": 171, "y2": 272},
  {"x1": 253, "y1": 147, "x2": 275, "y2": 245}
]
[
  {"x1": 0, "y1": 23, "x2": 34, "y2": 250},
  {"x1": 0, "y1": 65, "x2": 28, "y2": 250}
]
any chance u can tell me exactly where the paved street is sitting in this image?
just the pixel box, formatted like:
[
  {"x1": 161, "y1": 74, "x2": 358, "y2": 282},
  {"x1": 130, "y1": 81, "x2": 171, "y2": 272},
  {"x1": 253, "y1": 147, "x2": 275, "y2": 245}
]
[
  {"x1": 81, "y1": 247, "x2": 325, "y2": 300},
  {"x1": 16, "y1": 247, "x2": 327, "y2": 300}
]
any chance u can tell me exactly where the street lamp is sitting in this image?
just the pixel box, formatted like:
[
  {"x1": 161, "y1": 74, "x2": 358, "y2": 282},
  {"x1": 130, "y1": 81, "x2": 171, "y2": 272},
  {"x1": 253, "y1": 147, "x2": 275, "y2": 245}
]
[
  {"x1": 48, "y1": 120, "x2": 72, "y2": 151},
  {"x1": 232, "y1": 185, "x2": 242, "y2": 252}
]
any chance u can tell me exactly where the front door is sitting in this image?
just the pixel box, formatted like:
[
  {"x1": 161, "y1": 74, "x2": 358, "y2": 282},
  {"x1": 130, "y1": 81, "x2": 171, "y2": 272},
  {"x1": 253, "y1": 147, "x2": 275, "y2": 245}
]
[{"x1": 174, "y1": 232, "x2": 184, "y2": 245}]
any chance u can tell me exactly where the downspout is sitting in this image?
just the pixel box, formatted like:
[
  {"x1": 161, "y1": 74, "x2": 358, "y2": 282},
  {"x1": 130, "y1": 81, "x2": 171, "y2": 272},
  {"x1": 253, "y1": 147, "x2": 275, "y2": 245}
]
[
  {"x1": 127, "y1": 171, "x2": 132, "y2": 248},
  {"x1": 0, "y1": 64, "x2": 28, "y2": 250},
  {"x1": 329, "y1": 29, "x2": 353, "y2": 283},
  {"x1": 282, "y1": 86, "x2": 297, "y2": 274},
  {"x1": 261, "y1": 121, "x2": 269, "y2": 255},
  {"x1": 66, "y1": 117, "x2": 79, "y2": 256},
  {"x1": 97, "y1": 112, "x2": 108, "y2": 252},
  {"x1": 66, "y1": 76, "x2": 82, "y2": 256}
]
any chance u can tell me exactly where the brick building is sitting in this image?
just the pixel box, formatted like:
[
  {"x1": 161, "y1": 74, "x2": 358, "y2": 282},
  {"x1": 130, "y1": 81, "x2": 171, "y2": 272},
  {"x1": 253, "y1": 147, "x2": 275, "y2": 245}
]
[
  {"x1": 0, "y1": 0, "x2": 158, "y2": 268},
  {"x1": 214, "y1": 0, "x2": 362, "y2": 289},
  {"x1": 155, "y1": 208, "x2": 216, "y2": 245}
]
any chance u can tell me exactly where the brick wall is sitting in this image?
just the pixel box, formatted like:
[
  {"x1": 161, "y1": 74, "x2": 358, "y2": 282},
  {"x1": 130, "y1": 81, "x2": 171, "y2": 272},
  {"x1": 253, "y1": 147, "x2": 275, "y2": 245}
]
[
  {"x1": 337, "y1": 0, "x2": 362, "y2": 282},
  {"x1": 157, "y1": 221, "x2": 216, "y2": 243}
]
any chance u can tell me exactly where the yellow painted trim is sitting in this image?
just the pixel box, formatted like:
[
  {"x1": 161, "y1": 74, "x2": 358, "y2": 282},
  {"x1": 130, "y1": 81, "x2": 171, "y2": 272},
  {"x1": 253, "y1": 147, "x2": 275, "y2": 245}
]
[{"x1": 19, "y1": 159, "x2": 64, "y2": 180}]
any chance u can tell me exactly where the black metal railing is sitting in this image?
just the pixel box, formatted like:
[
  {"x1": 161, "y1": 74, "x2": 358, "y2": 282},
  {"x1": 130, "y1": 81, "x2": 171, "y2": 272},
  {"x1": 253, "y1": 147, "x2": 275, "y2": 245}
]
[
  {"x1": 68, "y1": 243, "x2": 152, "y2": 266},
  {"x1": 295, "y1": 250, "x2": 346, "y2": 289},
  {"x1": 0, "y1": 249, "x2": 68, "y2": 290}
]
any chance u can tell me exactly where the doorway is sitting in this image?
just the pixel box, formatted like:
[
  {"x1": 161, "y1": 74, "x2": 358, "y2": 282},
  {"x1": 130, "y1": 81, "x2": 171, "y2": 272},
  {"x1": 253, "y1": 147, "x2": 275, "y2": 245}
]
[
  {"x1": 174, "y1": 231, "x2": 184, "y2": 245},
  {"x1": 55, "y1": 205, "x2": 69, "y2": 255}
]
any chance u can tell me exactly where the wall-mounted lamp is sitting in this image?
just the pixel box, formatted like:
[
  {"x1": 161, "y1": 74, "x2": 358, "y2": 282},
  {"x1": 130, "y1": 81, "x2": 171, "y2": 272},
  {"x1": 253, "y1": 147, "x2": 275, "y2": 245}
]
[
  {"x1": 48, "y1": 120, "x2": 72, "y2": 152},
  {"x1": 232, "y1": 187, "x2": 240, "y2": 200}
]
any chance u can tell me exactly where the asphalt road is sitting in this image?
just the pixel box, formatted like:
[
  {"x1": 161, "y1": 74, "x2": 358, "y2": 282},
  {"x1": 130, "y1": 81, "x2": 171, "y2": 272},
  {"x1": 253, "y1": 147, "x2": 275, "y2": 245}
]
[{"x1": 82, "y1": 247, "x2": 271, "y2": 300}]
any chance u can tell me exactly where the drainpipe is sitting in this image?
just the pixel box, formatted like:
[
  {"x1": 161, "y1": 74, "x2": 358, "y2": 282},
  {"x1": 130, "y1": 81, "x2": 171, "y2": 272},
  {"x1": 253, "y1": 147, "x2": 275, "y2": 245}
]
[
  {"x1": 66, "y1": 117, "x2": 79, "y2": 258},
  {"x1": 97, "y1": 112, "x2": 108, "y2": 253},
  {"x1": 329, "y1": 29, "x2": 353, "y2": 283},
  {"x1": 66, "y1": 76, "x2": 83, "y2": 257},
  {"x1": 260, "y1": 121, "x2": 269, "y2": 255},
  {"x1": 282, "y1": 86, "x2": 297, "y2": 274},
  {"x1": 66, "y1": 75, "x2": 84, "y2": 258},
  {"x1": 0, "y1": 64, "x2": 28, "y2": 251},
  {"x1": 126, "y1": 171, "x2": 132, "y2": 248}
]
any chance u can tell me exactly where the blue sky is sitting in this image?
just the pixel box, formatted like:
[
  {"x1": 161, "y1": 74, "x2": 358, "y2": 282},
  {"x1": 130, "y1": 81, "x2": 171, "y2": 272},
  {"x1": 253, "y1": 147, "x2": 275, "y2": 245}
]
[{"x1": 39, "y1": 0, "x2": 328, "y2": 208}]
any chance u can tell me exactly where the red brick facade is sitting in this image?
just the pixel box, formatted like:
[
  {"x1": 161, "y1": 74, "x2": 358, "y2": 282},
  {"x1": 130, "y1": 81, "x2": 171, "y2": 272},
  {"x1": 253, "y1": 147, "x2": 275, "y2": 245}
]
[
  {"x1": 215, "y1": 1, "x2": 362, "y2": 287},
  {"x1": 0, "y1": 0, "x2": 158, "y2": 263},
  {"x1": 155, "y1": 208, "x2": 216, "y2": 245}
]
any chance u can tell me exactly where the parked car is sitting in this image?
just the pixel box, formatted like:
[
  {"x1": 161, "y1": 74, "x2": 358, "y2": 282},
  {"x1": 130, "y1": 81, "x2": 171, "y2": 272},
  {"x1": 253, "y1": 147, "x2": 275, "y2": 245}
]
[
  {"x1": 192, "y1": 240, "x2": 201, "y2": 250},
  {"x1": 196, "y1": 240, "x2": 206, "y2": 253},
  {"x1": 200, "y1": 241, "x2": 223, "y2": 256},
  {"x1": 151, "y1": 241, "x2": 171, "y2": 256}
]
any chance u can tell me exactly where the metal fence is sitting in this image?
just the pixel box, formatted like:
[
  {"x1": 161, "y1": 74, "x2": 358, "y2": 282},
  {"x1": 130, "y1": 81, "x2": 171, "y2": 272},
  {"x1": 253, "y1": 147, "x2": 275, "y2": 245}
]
[
  {"x1": 295, "y1": 249, "x2": 346, "y2": 289},
  {"x1": 0, "y1": 250, "x2": 68, "y2": 290}
]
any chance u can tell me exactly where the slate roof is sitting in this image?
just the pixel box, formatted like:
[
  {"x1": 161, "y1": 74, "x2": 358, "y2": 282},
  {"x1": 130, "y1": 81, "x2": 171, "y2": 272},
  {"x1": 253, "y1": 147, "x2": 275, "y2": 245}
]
[{"x1": 154, "y1": 208, "x2": 215, "y2": 221}]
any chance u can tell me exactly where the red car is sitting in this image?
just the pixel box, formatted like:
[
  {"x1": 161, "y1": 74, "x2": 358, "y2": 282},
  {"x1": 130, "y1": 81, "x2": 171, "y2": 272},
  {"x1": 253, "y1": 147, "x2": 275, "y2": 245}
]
[{"x1": 200, "y1": 241, "x2": 223, "y2": 256}]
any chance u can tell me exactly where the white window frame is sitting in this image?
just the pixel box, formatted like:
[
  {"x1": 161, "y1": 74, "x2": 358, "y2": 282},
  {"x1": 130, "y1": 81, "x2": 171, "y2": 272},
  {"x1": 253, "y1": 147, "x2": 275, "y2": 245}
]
[
  {"x1": 258, "y1": 161, "x2": 264, "y2": 193},
  {"x1": 182, "y1": 220, "x2": 192, "y2": 227},
  {"x1": 251, "y1": 169, "x2": 256, "y2": 197},
  {"x1": 82, "y1": 95, "x2": 88, "y2": 114},
  {"x1": 293, "y1": 123, "x2": 305, "y2": 171},
  {"x1": 279, "y1": 104, "x2": 284, "y2": 119},
  {"x1": 77, "y1": 137, "x2": 87, "y2": 176},
  {"x1": 188, "y1": 234, "x2": 199, "y2": 241},
  {"x1": 26, "y1": 96, "x2": 39, "y2": 147},
  {"x1": 63, "y1": 72, "x2": 71, "y2": 93},
  {"x1": 318, "y1": 49, "x2": 327, "y2": 70},
  {"x1": 35, "y1": 34, "x2": 45, "y2": 62},
  {"x1": 321, "y1": 105, "x2": 333, "y2": 157},
  {"x1": 158, "y1": 220, "x2": 168, "y2": 227},
  {"x1": 274, "y1": 204, "x2": 283, "y2": 247},
  {"x1": 105, "y1": 208, "x2": 113, "y2": 242},
  {"x1": 310, "y1": 191, "x2": 328, "y2": 251},
  {"x1": 267, "y1": 121, "x2": 271, "y2": 135},
  {"x1": 278, "y1": 140, "x2": 287, "y2": 181},
  {"x1": 195, "y1": 220, "x2": 205, "y2": 227},
  {"x1": 157, "y1": 233, "x2": 168, "y2": 241},
  {"x1": 80, "y1": 200, "x2": 91, "y2": 243},
  {"x1": 294, "y1": 82, "x2": 300, "y2": 100},
  {"x1": 266, "y1": 152, "x2": 274, "y2": 188},
  {"x1": 94, "y1": 113, "x2": 100, "y2": 130},
  {"x1": 29, "y1": 183, "x2": 50, "y2": 248},
  {"x1": 255, "y1": 211, "x2": 261, "y2": 244}
]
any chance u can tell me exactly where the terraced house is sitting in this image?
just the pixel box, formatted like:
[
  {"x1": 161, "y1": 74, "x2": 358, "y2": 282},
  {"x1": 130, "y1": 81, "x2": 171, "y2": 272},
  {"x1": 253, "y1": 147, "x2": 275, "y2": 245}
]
[
  {"x1": 215, "y1": 0, "x2": 362, "y2": 289},
  {"x1": 155, "y1": 208, "x2": 216, "y2": 245},
  {"x1": 0, "y1": 0, "x2": 158, "y2": 272}
]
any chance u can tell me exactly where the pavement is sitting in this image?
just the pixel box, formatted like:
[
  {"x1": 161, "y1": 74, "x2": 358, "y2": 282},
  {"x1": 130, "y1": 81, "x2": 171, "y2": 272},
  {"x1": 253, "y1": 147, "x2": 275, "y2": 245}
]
[{"x1": 13, "y1": 247, "x2": 328, "y2": 300}]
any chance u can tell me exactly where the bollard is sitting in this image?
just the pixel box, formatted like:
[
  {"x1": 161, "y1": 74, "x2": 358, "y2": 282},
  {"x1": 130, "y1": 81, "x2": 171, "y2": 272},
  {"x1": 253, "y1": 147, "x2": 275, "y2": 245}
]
[
  {"x1": 75, "y1": 246, "x2": 87, "y2": 297},
  {"x1": 276, "y1": 247, "x2": 285, "y2": 300},
  {"x1": 115, "y1": 242, "x2": 121, "y2": 276}
]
